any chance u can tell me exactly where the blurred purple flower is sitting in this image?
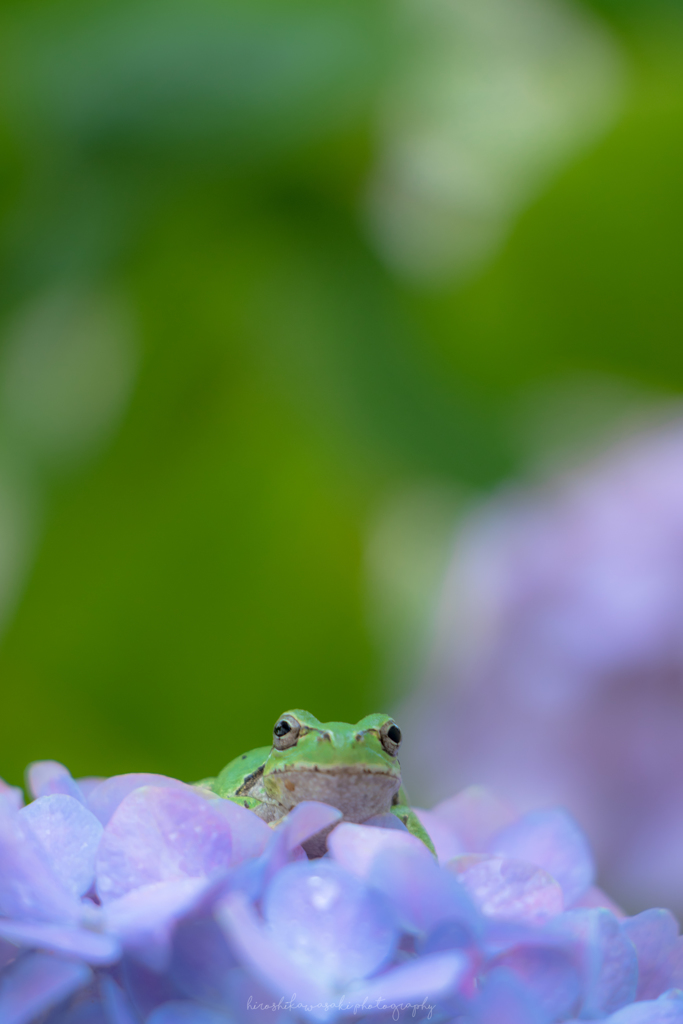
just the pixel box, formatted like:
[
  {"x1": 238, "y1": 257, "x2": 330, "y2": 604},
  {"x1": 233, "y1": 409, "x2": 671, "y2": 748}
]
[
  {"x1": 403, "y1": 421, "x2": 683, "y2": 914},
  {"x1": 0, "y1": 761, "x2": 682, "y2": 1022}
]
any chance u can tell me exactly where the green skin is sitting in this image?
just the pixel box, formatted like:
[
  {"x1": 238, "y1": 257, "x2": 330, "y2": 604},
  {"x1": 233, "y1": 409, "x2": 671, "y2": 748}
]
[{"x1": 199, "y1": 710, "x2": 434, "y2": 855}]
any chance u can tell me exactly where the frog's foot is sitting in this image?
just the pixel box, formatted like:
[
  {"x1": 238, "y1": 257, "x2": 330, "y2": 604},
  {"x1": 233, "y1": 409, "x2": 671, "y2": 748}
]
[{"x1": 390, "y1": 804, "x2": 436, "y2": 856}]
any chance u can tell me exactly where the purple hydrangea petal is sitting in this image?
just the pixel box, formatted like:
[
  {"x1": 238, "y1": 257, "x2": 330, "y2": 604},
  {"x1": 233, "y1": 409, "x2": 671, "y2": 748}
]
[
  {"x1": 99, "y1": 975, "x2": 141, "y2": 1024},
  {"x1": 147, "y1": 1003, "x2": 231, "y2": 1024},
  {"x1": 622, "y1": 909, "x2": 683, "y2": 1000},
  {"x1": 217, "y1": 891, "x2": 329, "y2": 1005},
  {"x1": 0, "y1": 780, "x2": 24, "y2": 811},
  {"x1": 0, "y1": 797, "x2": 82, "y2": 923},
  {"x1": 96, "y1": 787, "x2": 233, "y2": 902},
  {"x1": 489, "y1": 943, "x2": 582, "y2": 1020},
  {"x1": 329, "y1": 822, "x2": 477, "y2": 937},
  {"x1": 27, "y1": 761, "x2": 85, "y2": 804},
  {"x1": 86, "y1": 774, "x2": 192, "y2": 827},
  {"x1": 362, "y1": 812, "x2": 409, "y2": 832},
  {"x1": 554, "y1": 908, "x2": 638, "y2": 1018},
  {"x1": 413, "y1": 808, "x2": 465, "y2": 862},
  {"x1": 473, "y1": 967, "x2": 551, "y2": 1024},
  {"x1": 262, "y1": 860, "x2": 398, "y2": 989},
  {"x1": 19, "y1": 794, "x2": 103, "y2": 898},
  {"x1": 170, "y1": 915, "x2": 237, "y2": 1005},
  {"x1": 328, "y1": 821, "x2": 432, "y2": 879},
  {"x1": 0, "y1": 952, "x2": 92, "y2": 1024},
  {"x1": 233, "y1": 802, "x2": 342, "y2": 900},
  {"x1": 351, "y1": 950, "x2": 467, "y2": 1008},
  {"x1": 429, "y1": 787, "x2": 516, "y2": 853},
  {"x1": 273, "y1": 801, "x2": 343, "y2": 852},
  {"x1": 448, "y1": 855, "x2": 563, "y2": 925},
  {"x1": 209, "y1": 799, "x2": 272, "y2": 865},
  {"x1": 120, "y1": 958, "x2": 185, "y2": 1021},
  {"x1": 490, "y1": 807, "x2": 595, "y2": 907},
  {"x1": 0, "y1": 918, "x2": 119, "y2": 965},
  {"x1": 573, "y1": 885, "x2": 626, "y2": 917},
  {"x1": 605, "y1": 989, "x2": 683, "y2": 1022},
  {"x1": 104, "y1": 877, "x2": 215, "y2": 971},
  {"x1": 76, "y1": 778, "x2": 107, "y2": 801},
  {"x1": 369, "y1": 846, "x2": 480, "y2": 939}
]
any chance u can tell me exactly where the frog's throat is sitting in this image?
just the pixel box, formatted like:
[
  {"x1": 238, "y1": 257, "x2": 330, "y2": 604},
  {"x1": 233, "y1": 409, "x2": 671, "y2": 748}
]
[{"x1": 264, "y1": 764, "x2": 401, "y2": 822}]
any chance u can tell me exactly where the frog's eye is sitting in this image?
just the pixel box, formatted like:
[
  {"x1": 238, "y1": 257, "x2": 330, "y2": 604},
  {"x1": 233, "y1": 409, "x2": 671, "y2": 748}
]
[
  {"x1": 380, "y1": 720, "x2": 401, "y2": 755},
  {"x1": 273, "y1": 714, "x2": 301, "y2": 750}
]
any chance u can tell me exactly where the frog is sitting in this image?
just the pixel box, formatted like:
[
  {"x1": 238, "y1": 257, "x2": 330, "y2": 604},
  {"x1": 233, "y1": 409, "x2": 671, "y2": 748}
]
[{"x1": 198, "y1": 709, "x2": 435, "y2": 857}]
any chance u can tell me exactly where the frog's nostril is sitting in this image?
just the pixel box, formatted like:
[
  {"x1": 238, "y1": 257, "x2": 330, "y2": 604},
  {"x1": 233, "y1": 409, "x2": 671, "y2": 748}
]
[{"x1": 355, "y1": 733, "x2": 363, "y2": 742}]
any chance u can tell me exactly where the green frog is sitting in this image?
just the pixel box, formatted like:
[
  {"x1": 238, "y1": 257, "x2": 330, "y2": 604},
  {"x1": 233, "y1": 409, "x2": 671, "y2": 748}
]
[{"x1": 199, "y1": 709, "x2": 434, "y2": 856}]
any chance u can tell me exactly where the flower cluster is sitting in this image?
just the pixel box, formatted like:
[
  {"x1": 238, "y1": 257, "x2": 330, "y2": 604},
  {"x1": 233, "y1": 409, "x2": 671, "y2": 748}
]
[
  {"x1": 0, "y1": 763, "x2": 682, "y2": 1024},
  {"x1": 403, "y1": 420, "x2": 683, "y2": 915}
]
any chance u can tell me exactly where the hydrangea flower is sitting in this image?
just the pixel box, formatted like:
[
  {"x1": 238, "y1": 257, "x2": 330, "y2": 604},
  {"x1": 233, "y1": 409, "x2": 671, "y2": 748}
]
[
  {"x1": 402, "y1": 420, "x2": 683, "y2": 915},
  {"x1": 0, "y1": 760, "x2": 683, "y2": 1023}
]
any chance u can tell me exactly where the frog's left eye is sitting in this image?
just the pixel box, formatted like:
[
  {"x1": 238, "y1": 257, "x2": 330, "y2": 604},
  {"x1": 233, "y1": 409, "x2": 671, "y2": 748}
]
[
  {"x1": 273, "y1": 714, "x2": 301, "y2": 750},
  {"x1": 380, "y1": 720, "x2": 401, "y2": 755}
]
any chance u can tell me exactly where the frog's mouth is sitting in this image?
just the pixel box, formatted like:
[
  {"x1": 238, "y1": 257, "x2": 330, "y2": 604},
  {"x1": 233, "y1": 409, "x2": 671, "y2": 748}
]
[{"x1": 265, "y1": 763, "x2": 401, "y2": 822}]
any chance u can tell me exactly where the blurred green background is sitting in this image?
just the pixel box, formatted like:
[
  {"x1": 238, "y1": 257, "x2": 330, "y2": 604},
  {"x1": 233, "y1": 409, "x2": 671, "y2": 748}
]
[{"x1": 0, "y1": 0, "x2": 681, "y2": 785}]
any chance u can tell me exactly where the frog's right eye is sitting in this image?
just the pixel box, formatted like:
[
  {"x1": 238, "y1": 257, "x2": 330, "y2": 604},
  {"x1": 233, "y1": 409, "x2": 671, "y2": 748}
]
[{"x1": 273, "y1": 714, "x2": 301, "y2": 750}]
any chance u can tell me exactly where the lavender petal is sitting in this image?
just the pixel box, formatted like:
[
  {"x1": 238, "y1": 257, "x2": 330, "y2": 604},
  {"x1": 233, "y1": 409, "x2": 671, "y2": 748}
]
[
  {"x1": 622, "y1": 909, "x2": 683, "y2": 1000},
  {"x1": 0, "y1": 780, "x2": 24, "y2": 811},
  {"x1": 96, "y1": 786, "x2": 233, "y2": 902},
  {"x1": 0, "y1": 797, "x2": 82, "y2": 923},
  {"x1": 352, "y1": 950, "x2": 467, "y2": 1007},
  {"x1": 490, "y1": 807, "x2": 595, "y2": 907},
  {"x1": 170, "y1": 915, "x2": 238, "y2": 1005},
  {"x1": 449, "y1": 855, "x2": 564, "y2": 925},
  {"x1": 209, "y1": 798, "x2": 272, "y2": 865},
  {"x1": 328, "y1": 821, "x2": 432, "y2": 880},
  {"x1": 473, "y1": 967, "x2": 550, "y2": 1024},
  {"x1": 362, "y1": 813, "x2": 409, "y2": 832},
  {"x1": 0, "y1": 952, "x2": 92, "y2": 1024},
  {"x1": 217, "y1": 891, "x2": 330, "y2": 1006},
  {"x1": 27, "y1": 761, "x2": 85, "y2": 804},
  {"x1": 329, "y1": 828, "x2": 477, "y2": 938},
  {"x1": 146, "y1": 1002, "x2": 231, "y2": 1024},
  {"x1": 20, "y1": 794, "x2": 103, "y2": 898},
  {"x1": 554, "y1": 908, "x2": 638, "y2": 1018},
  {"x1": 489, "y1": 943, "x2": 582, "y2": 1021},
  {"x1": 0, "y1": 918, "x2": 119, "y2": 965},
  {"x1": 429, "y1": 787, "x2": 516, "y2": 853},
  {"x1": 605, "y1": 989, "x2": 683, "y2": 1022},
  {"x1": 273, "y1": 801, "x2": 343, "y2": 852},
  {"x1": 104, "y1": 877, "x2": 214, "y2": 971},
  {"x1": 262, "y1": 860, "x2": 398, "y2": 989},
  {"x1": 86, "y1": 774, "x2": 192, "y2": 827},
  {"x1": 99, "y1": 975, "x2": 141, "y2": 1024}
]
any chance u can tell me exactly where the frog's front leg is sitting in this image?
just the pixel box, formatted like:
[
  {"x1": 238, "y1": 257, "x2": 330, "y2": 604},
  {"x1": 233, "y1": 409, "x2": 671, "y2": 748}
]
[
  {"x1": 390, "y1": 804, "x2": 436, "y2": 855},
  {"x1": 202, "y1": 746, "x2": 285, "y2": 822},
  {"x1": 390, "y1": 786, "x2": 436, "y2": 855}
]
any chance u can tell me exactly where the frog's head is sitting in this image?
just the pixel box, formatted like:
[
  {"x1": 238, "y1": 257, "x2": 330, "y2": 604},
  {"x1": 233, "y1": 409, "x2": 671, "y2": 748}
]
[{"x1": 263, "y1": 709, "x2": 403, "y2": 822}]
